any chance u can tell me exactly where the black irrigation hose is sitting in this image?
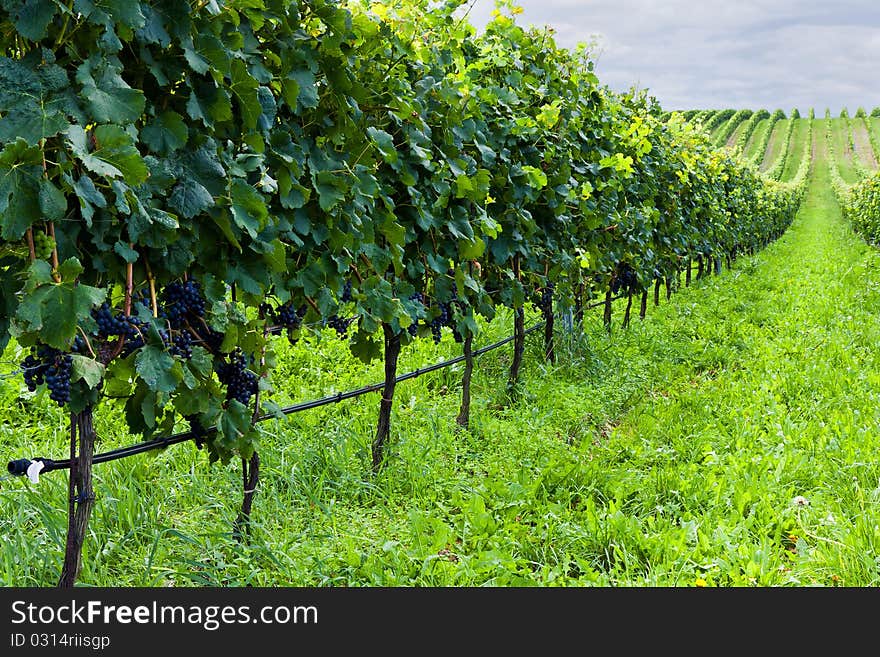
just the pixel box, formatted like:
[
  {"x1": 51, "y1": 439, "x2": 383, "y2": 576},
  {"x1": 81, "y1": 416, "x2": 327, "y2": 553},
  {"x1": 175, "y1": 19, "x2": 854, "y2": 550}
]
[{"x1": 7, "y1": 323, "x2": 545, "y2": 478}]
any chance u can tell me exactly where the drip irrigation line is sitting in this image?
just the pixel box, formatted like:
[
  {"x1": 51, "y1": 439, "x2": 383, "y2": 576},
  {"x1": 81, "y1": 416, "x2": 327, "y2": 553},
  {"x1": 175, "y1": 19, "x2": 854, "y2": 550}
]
[{"x1": 7, "y1": 322, "x2": 545, "y2": 478}]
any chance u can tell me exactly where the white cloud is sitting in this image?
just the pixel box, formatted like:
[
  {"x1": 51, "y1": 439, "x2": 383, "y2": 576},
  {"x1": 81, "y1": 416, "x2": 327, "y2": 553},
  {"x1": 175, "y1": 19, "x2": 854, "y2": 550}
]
[{"x1": 459, "y1": 0, "x2": 880, "y2": 114}]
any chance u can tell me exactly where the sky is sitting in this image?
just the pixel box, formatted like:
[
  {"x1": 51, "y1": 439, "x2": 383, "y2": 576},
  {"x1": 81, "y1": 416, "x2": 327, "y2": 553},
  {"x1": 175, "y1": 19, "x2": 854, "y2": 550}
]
[{"x1": 460, "y1": 0, "x2": 880, "y2": 116}]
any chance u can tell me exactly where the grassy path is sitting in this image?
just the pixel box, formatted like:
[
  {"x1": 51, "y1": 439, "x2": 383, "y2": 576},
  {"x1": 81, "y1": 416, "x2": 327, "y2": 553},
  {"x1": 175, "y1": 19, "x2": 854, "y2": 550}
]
[
  {"x1": 744, "y1": 118, "x2": 770, "y2": 161},
  {"x1": 595, "y1": 128, "x2": 880, "y2": 585},
  {"x1": 830, "y1": 117, "x2": 861, "y2": 183},
  {"x1": 853, "y1": 118, "x2": 878, "y2": 170},
  {"x1": 759, "y1": 119, "x2": 788, "y2": 172},
  {"x1": 726, "y1": 116, "x2": 749, "y2": 148},
  {"x1": 780, "y1": 118, "x2": 809, "y2": 182}
]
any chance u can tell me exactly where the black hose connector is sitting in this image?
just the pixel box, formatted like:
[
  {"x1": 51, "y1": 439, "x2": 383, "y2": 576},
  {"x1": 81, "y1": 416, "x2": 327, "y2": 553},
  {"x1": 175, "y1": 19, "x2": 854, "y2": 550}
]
[
  {"x1": 7, "y1": 457, "x2": 55, "y2": 476},
  {"x1": 7, "y1": 458, "x2": 33, "y2": 476}
]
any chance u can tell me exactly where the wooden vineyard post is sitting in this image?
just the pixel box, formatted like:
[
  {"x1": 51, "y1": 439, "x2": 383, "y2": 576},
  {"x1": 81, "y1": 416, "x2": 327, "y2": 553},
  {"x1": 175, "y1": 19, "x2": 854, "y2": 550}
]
[
  {"x1": 507, "y1": 255, "x2": 525, "y2": 398},
  {"x1": 372, "y1": 323, "x2": 402, "y2": 472},
  {"x1": 58, "y1": 408, "x2": 96, "y2": 588},
  {"x1": 603, "y1": 288, "x2": 613, "y2": 332},
  {"x1": 574, "y1": 283, "x2": 584, "y2": 330},
  {"x1": 456, "y1": 332, "x2": 475, "y2": 429},
  {"x1": 622, "y1": 291, "x2": 634, "y2": 329},
  {"x1": 543, "y1": 294, "x2": 555, "y2": 363},
  {"x1": 234, "y1": 304, "x2": 269, "y2": 541},
  {"x1": 507, "y1": 306, "x2": 525, "y2": 397},
  {"x1": 233, "y1": 451, "x2": 260, "y2": 542}
]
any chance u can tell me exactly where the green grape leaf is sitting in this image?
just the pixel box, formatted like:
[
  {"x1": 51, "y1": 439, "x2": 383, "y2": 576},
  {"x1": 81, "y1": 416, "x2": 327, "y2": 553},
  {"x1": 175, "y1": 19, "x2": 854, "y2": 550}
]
[
  {"x1": 75, "y1": 59, "x2": 146, "y2": 124},
  {"x1": 135, "y1": 345, "x2": 180, "y2": 393},
  {"x1": 13, "y1": 281, "x2": 105, "y2": 349},
  {"x1": 230, "y1": 179, "x2": 267, "y2": 238},
  {"x1": 230, "y1": 60, "x2": 261, "y2": 130},
  {"x1": 66, "y1": 125, "x2": 149, "y2": 184},
  {"x1": 0, "y1": 139, "x2": 42, "y2": 240},
  {"x1": 70, "y1": 354, "x2": 105, "y2": 389},
  {"x1": 141, "y1": 111, "x2": 189, "y2": 154},
  {"x1": 366, "y1": 127, "x2": 398, "y2": 165},
  {"x1": 2, "y1": 0, "x2": 57, "y2": 40},
  {"x1": 38, "y1": 179, "x2": 67, "y2": 221},
  {"x1": 169, "y1": 177, "x2": 214, "y2": 219}
]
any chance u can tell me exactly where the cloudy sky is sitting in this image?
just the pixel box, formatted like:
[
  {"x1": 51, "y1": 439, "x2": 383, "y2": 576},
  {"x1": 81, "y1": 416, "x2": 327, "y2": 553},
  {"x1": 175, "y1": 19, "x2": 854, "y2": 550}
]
[{"x1": 461, "y1": 0, "x2": 880, "y2": 115}]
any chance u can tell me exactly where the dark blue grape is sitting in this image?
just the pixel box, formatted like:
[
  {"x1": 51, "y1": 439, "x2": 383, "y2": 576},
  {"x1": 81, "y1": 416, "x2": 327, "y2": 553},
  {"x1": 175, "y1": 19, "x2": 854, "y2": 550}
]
[
  {"x1": 169, "y1": 329, "x2": 194, "y2": 359},
  {"x1": 216, "y1": 350, "x2": 259, "y2": 405},
  {"x1": 20, "y1": 346, "x2": 71, "y2": 406},
  {"x1": 278, "y1": 302, "x2": 302, "y2": 329},
  {"x1": 538, "y1": 284, "x2": 554, "y2": 321},
  {"x1": 161, "y1": 280, "x2": 206, "y2": 329},
  {"x1": 326, "y1": 315, "x2": 351, "y2": 338}
]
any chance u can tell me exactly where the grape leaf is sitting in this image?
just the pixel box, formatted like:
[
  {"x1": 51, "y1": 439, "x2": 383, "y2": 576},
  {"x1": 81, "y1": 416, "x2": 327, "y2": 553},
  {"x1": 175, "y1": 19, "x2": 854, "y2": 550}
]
[{"x1": 135, "y1": 345, "x2": 180, "y2": 393}]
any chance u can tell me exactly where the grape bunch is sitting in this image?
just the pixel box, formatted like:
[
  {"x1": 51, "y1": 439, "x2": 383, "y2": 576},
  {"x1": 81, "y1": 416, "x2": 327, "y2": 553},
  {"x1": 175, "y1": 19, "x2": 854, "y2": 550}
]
[
  {"x1": 429, "y1": 302, "x2": 452, "y2": 344},
  {"x1": 611, "y1": 264, "x2": 638, "y2": 295},
  {"x1": 71, "y1": 335, "x2": 86, "y2": 354},
  {"x1": 216, "y1": 350, "x2": 259, "y2": 405},
  {"x1": 133, "y1": 291, "x2": 152, "y2": 310},
  {"x1": 537, "y1": 284, "x2": 554, "y2": 321},
  {"x1": 259, "y1": 302, "x2": 275, "y2": 323},
  {"x1": 162, "y1": 280, "x2": 206, "y2": 329},
  {"x1": 169, "y1": 329, "x2": 194, "y2": 359},
  {"x1": 340, "y1": 280, "x2": 353, "y2": 303},
  {"x1": 91, "y1": 302, "x2": 145, "y2": 340},
  {"x1": 327, "y1": 314, "x2": 351, "y2": 338},
  {"x1": 21, "y1": 345, "x2": 72, "y2": 406},
  {"x1": 277, "y1": 302, "x2": 304, "y2": 330},
  {"x1": 32, "y1": 231, "x2": 55, "y2": 260}
]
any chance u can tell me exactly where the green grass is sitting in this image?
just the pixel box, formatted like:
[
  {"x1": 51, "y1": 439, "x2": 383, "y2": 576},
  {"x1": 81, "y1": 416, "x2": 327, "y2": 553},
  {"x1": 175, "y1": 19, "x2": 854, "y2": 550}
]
[
  {"x1": 726, "y1": 117, "x2": 751, "y2": 149},
  {"x1": 710, "y1": 112, "x2": 744, "y2": 147},
  {"x1": 780, "y1": 118, "x2": 809, "y2": 182},
  {"x1": 3, "y1": 126, "x2": 880, "y2": 587},
  {"x1": 759, "y1": 119, "x2": 789, "y2": 172},
  {"x1": 829, "y1": 117, "x2": 861, "y2": 184},
  {"x1": 743, "y1": 118, "x2": 770, "y2": 162}
]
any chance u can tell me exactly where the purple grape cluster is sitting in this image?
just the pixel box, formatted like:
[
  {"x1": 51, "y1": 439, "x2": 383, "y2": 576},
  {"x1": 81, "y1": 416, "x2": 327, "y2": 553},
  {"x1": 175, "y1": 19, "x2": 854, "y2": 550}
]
[
  {"x1": 327, "y1": 315, "x2": 352, "y2": 338},
  {"x1": 21, "y1": 346, "x2": 72, "y2": 406},
  {"x1": 91, "y1": 302, "x2": 145, "y2": 340},
  {"x1": 278, "y1": 302, "x2": 305, "y2": 329},
  {"x1": 611, "y1": 265, "x2": 638, "y2": 295},
  {"x1": 169, "y1": 329, "x2": 194, "y2": 359},
  {"x1": 162, "y1": 280, "x2": 206, "y2": 328},
  {"x1": 429, "y1": 302, "x2": 453, "y2": 344},
  {"x1": 406, "y1": 292, "x2": 426, "y2": 336},
  {"x1": 537, "y1": 284, "x2": 553, "y2": 321},
  {"x1": 216, "y1": 350, "x2": 259, "y2": 405}
]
